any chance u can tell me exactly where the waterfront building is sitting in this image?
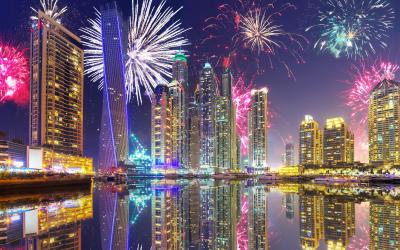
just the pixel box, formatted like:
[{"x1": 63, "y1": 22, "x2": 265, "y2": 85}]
[
  {"x1": 215, "y1": 68, "x2": 238, "y2": 173},
  {"x1": 98, "y1": 3, "x2": 129, "y2": 171},
  {"x1": 27, "y1": 146, "x2": 93, "y2": 174},
  {"x1": 323, "y1": 197, "x2": 355, "y2": 250},
  {"x1": 30, "y1": 11, "x2": 84, "y2": 156},
  {"x1": 369, "y1": 200, "x2": 400, "y2": 250},
  {"x1": 248, "y1": 186, "x2": 268, "y2": 249},
  {"x1": 248, "y1": 88, "x2": 269, "y2": 174},
  {"x1": 170, "y1": 80, "x2": 186, "y2": 170},
  {"x1": 323, "y1": 117, "x2": 354, "y2": 165},
  {"x1": 187, "y1": 94, "x2": 200, "y2": 172},
  {"x1": 199, "y1": 63, "x2": 218, "y2": 174},
  {"x1": 299, "y1": 115, "x2": 323, "y2": 165},
  {"x1": 151, "y1": 85, "x2": 172, "y2": 173},
  {"x1": 299, "y1": 194, "x2": 324, "y2": 250},
  {"x1": 0, "y1": 140, "x2": 26, "y2": 167},
  {"x1": 368, "y1": 79, "x2": 400, "y2": 165},
  {"x1": 285, "y1": 143, "x2": 295, "y2": 166},
  {"x1": 172, "y1": 53, "x2": 189, "y2": 87}
]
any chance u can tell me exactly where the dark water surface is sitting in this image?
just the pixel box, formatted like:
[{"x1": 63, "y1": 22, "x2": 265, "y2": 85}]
[{"x1": 0, "y1": 180, "x2": 399, "y2": 249}]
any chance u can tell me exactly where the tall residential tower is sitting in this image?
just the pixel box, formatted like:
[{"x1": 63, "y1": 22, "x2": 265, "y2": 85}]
[
  {"x1": 248, "y1": 88, "x2": 269, "y2": 174},
  {"x1": 30, "y1": 11, "x2": 84, "y2": 156},
  {"x1": 369, "y1": 79, "x2": 400, "y2": 165},
  {"x1": 299, "y1": 115, "x2": 323, "y2": 165}
]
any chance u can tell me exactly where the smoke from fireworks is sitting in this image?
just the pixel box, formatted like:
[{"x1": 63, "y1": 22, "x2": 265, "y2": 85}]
[
  {"x1": 125, "y1": 0, "x2": 190, "y2": 103},
  {"x1": 31, "y1": 0, "x2": 68, "y2": 23},
  {"x1": 0, "y1": 44, "x2": 29, "y2": 106},
  {"x1": 201, "y1": 0, "x2": 307, "y2": 77},
  {"x1": 345, "y1": 60, "x2": 399, "y2": 162},
  {"x1": 307, "y1": 0, "x2": 395, "y2": 59},
  {"x1": 80, "y1": 8, "x2": 104, "y2": 89}
]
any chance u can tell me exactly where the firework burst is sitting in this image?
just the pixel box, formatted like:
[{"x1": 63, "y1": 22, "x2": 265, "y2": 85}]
[
  {"x1": 31, "y1": 0, "x2": 68, "y2": 23},
  {"x1": 201, "y1": 0, "x2": 307, "y2": 77},
  {"x1": 125, "y1": 0, "x2": 190, "y2": 103},
  {"x1": 345, "y1": 59, "x2": 399, "y2": 162},
  {"x1": 307, "y1": 0, "x2": 395, "y2": 59},
  {"x1": 0, "y1": 44, "x2": 29, "y2": 105},
  {"x1": 80, "y1": 8, "x2": 104, "y2": 89}
]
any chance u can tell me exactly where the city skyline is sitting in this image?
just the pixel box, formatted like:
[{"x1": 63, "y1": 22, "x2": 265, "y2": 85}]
[{"x1": 1, "y1": 0, "x2": 400, "y2": 168}]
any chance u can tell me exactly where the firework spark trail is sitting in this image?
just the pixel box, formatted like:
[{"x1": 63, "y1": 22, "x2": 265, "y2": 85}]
[
  {"x1": 30, "y1": 0, "x2": 68, "y2": 23},
  {"x1": 307, "y1": 0, "x2": 395, "y2": 59},
  {"x1": 233, "y1": 75, "x2": 252, "y2": 155},
  {"x1": 80, "y1": 8, "x2": 104, "y2": 89},
  {"x1": 125, "y1": 0, "x2": 190, "y2": 104},
  {"x1": 345, "y1": 60, "x2": 399, "y2": 162},
  {"x1": 0, "y1": 44, "x2": 29, "y2": 106}
]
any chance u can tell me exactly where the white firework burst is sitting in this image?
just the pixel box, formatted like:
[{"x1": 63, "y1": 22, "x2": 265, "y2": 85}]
[
  {"x1": 126, "y1": 0, "x2": 190, "y2": 103},
  {"x1": 239, "y1": 10, "x2": 285, "y2": 54},
  {"x1": 79, "y1": 9, "x2": 104, "y2": 89},
  {"x1": 31, "y1": 0, "x2": 68, "y2": 23}
]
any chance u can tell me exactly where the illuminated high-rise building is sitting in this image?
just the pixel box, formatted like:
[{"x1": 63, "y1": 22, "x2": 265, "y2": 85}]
[
  {"x1": 285, "y1": 143, "x2": 295, "y2": 166},
  {"x1": 151, "y1": 85, "x2": 172, "y2": 172},
  {"x1": 369, "y1": 200, "x2": 400, "y2": 250},
  {"x1": 215, "y1": 68, "x2": 238, "y2": 173},
  {"x1": 248, "y1": 186, "x2": 268, "y2": 249},
  {"x1": 30, "y1": 11, "x2": 84, "y2": 156},
  {"x1": 323, "y1": 117, "x2": 354, "y2": 165},
  {"x1": 187, "y1": 92, "x2": 200, "y2": 172},
  {"x1": 369, "y1": 79, "x2": 400, "y2": 165},
  {"x1": 172, "y1": 53, "x2": 189, "y2": 87},
  {"x1": 299, "y1": 115, "x2": 323, "y2": 165},
  {"x1": 199, "y1": 63, "x2": 218, "y2": 174},
  {"x1": 170, "y1": 80, "x2": 186, "y2": 170},
  {"x1": 299, "y1": 194, "x2": 324, "y2": 250},
  {"x1": 98, "y1": 3, "x2": 129, "y2": 171},
  {"x1": 248, "y1": 88, "x2": 269, "y2": 174},
  {"x1": 323, "y1": 197, "x2": 355, "y2": 250}
]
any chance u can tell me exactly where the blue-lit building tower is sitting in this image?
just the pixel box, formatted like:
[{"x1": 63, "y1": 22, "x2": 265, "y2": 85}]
[
  {"x1": 98, "y1": 3, "x2": 129, "y2": 172},
  {"x1": 199, "y1": 63, "x2": 218, "y2": 174}
]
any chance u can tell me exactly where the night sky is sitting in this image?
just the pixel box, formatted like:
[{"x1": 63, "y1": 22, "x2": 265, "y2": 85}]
[{"x1": 1, "y1": 0, "x2": 400, "y2": 167}]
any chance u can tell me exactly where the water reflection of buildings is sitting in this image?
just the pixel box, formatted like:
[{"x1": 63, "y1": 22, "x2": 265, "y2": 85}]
[
  {"x1": 0, "y1": 192, "x2": 92, "y2": 249},
  {"x1": 97, "y1": 185, "x2": 129, "y2": 250},
  {"x1": 299, "y1": 195, "x2": 324, "y2": 250},
  {"x1": 370, "y1": 200, "x2": 400, "y2": 250},
  {"x1": 248, "y1": 186, "x2": 269, "y2": 250}
]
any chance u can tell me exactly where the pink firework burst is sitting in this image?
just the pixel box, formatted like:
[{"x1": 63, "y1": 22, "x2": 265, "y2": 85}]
[
  {"x1": 233, "y1": 74, "x2": 253, "y2": 155},
  {"x1": 345, "y1": 60, "x2": 399, "y2": 162},
  {"x1": 0, "y1": 44, "x2": 29, "y2": 105}
]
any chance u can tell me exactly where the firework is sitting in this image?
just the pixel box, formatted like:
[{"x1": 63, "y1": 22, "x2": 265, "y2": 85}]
[
  {"x1": 0, "y1": 44, "x2": 29, "y2": 105},
  {"x1": 237, "y1": 194, "x2": 249, "y2": 250},
  {"x1": 307, "y1": 0, "x2": 395, "y2": 59},
  {"x1": 31, "y1": 0, "x2": 68, "y2": 23},
  {"x1": 80, "y1": 9, "x2": 104, "y2": 89},
  {"x1": 232, "y1": 75, "x2": 252, "y2": 155},
  {"x1": 125, "y1": 0, "x2": 190, "y2": 103},
  {"x1": 201, "y1": 0, "x2": 307, "y2": 77},
  {"x1": 345, "y1": 60, "x2": 399, "y2": 162}
]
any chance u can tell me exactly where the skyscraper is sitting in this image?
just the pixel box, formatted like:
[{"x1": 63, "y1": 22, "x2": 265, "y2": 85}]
[
  {"x1": 170, "y1": 53, "x2": 188, "y2": 170},
  {"x1": 323, "y1": 117, "x2": 354, "y2": 165},
  {"x1": 199, "y1": 63, "x2": 218, "y2": 174},
  {"x1": 98, "y1": 3, "x2": 129, "y2": 171},
  {"x1": 215, "y1": 68, "x2": 238, "y2": 173},
  {"x1": 369, "y1": 79, "x2": 400, "y2": 165},
  {"x1": 187, "y1": 92, "x2": 200, "y2": 172},
  {"x1": 30, "y1": 11, "x2": 84, "y2": 156},
  {"x1": 151, "y1": 85, "x2": 172, "y2": 172},
  {"x1": 285, "y1": 143, "x2": 295, "y2": 166},
  {"x1": 248, "y1": 88, "x2": 268, "y2": 174},
  {"x1": 299, "y1": 115, "x2": 323, "y2": 166}
]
